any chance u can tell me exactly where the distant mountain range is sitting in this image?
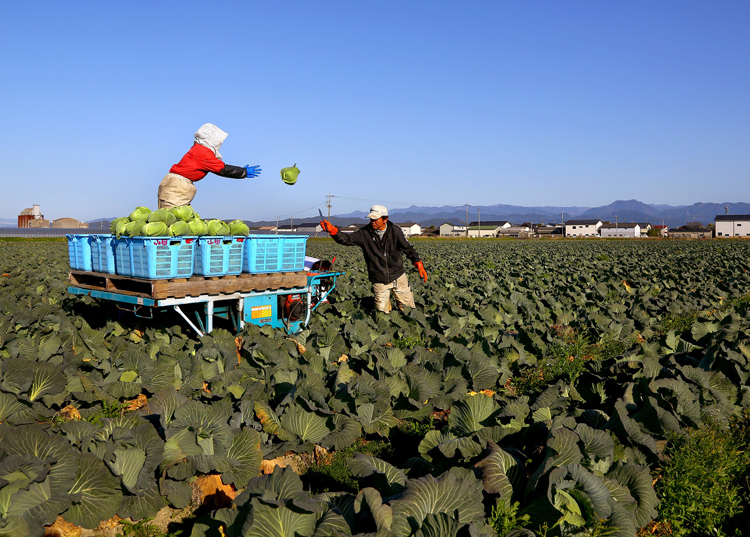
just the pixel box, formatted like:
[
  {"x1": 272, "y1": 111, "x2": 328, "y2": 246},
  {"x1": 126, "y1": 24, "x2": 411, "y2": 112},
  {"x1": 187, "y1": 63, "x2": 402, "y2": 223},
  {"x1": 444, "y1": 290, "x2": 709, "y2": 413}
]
[
  {"x1": 3, "y1": 200, "x2": 748, "y2": 229},
  {"x1": 326, "y1": 200, "x2": 750, "y2": 229}
]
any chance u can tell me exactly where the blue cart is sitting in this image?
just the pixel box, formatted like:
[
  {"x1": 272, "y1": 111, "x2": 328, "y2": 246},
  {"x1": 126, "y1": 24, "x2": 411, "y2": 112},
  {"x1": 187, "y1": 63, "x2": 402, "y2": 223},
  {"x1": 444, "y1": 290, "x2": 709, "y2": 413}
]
[{"x1": 68, "y1": 269, "x2": 344, "y2": 337}]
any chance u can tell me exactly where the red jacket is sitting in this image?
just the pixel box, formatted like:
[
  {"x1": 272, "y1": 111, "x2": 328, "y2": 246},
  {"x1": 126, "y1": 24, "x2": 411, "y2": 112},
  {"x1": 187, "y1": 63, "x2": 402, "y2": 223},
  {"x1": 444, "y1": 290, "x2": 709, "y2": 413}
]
[{"x1": 170, "y1": 143, "x2": 228, "y2": 182}]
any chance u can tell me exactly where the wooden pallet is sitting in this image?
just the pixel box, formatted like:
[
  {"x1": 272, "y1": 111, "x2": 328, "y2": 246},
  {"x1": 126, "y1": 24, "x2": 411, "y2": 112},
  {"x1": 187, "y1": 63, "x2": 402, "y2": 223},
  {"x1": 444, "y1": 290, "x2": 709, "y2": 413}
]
[{"x1": 68, "y1": 270, "x2": 308, "y2": 299}]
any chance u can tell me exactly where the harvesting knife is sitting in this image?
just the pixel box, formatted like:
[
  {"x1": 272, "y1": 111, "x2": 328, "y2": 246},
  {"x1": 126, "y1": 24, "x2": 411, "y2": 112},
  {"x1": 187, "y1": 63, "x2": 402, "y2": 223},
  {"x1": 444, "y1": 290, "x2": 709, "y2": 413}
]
[{"x1": 318, "y1": 208, "x2": 325, "y2": 220}]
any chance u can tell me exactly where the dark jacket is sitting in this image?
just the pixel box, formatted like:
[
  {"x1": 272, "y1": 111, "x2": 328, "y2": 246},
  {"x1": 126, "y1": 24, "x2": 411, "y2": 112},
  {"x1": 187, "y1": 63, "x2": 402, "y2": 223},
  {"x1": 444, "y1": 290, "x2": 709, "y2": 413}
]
[{"x1": 332, "y1": 222, "x2": 421, "y2": 284}]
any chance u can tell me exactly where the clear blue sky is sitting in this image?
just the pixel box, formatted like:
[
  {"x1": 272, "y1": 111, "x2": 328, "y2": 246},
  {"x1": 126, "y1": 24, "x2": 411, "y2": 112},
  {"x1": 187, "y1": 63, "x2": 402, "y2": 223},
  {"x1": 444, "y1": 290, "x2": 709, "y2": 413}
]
[{"x1": 1, "y1": 1, "x2": 748, "y2": 222}]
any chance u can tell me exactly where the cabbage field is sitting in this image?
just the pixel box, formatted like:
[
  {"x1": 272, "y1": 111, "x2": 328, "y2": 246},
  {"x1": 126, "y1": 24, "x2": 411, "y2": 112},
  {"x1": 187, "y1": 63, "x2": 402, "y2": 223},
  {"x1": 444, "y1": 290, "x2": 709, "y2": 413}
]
[{"x1": 2, "y1": 238, "x2": 750, "y2": 537}]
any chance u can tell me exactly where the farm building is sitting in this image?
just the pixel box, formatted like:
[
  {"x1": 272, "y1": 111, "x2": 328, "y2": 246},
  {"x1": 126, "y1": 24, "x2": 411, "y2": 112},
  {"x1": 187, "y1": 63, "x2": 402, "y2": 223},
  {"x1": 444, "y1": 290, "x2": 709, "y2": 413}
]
[
  {"x1": 652, "y1": 225, "x2": 669, "y2": 237},
  {"x1": 28, "y1": 219, "x2": 50, "y2": 228},
  {"x1": 670, "y1": 223, "x2": 713, "y2": 239},
  {"x1": 468, "y1": 225, "x2": 502, "y2": 238},
  {"x1": 497, "y1": 226, "x2": 532, "y2": 238},
  {"x1": 536, "y1": 225, "x2": 563, "y2": 236},
  {"x1": 599, "y1": 222, "x2": 641, "y2": 238},
  {"x1": 396, "y1": 223, "x2": 422, "y2": 237},
  {"x1": 564, "y1": 220, "x2": 602, "y2": 237},
  {"x1": 18, "y1": 204, "x2": 44, "y2": 228},
  {"x1": 51, "y1": 218, "x2": 87, "y2": 229},
  {"x1": 439, "y1": 223, "x2": 466, "y2": 237},
  {"x1": 296, "y1": 222, "x2": 323, "y2": 234},
  {"x1": 715, "y1": 215, "x2": 750, "y2": 238}
]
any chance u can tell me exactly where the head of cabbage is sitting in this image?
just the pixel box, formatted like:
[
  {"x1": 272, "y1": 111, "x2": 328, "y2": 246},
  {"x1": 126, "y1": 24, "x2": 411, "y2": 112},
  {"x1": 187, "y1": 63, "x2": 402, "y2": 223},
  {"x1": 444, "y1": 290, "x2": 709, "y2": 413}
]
[
  {"x1": 188, "y1": 218, "x2": 208, "y2": 236},
  {"x1": 140, "y1": 222, "x2": 169, "y2": 237},
  {"x1": 115, "y1": 219, "x2": 130, "y2": 238},
  {"x1": 171, "y1": 206, "x2": 195, "y2": 222},
  {"x1": 148, "y1": 208, "x2": 177, "y2": 226},
  {"x1": 169, "y1": 221, "x2": 192, "y2": 237},
  {"x1": 207, "y1": 219, "x2": 230, "y2": 236},
  {"x1": 109, "y1": 217, "x2": 128, "y2": 234},
  {"x1": 129, "y1": 206, "x2": 152, "y2": 221},
  {"x1": 229, "y1": 219, "x2": 250, "y2": 236},
  {"x1": 124, "y1": 221, "x2": 146, "y2": 237}
]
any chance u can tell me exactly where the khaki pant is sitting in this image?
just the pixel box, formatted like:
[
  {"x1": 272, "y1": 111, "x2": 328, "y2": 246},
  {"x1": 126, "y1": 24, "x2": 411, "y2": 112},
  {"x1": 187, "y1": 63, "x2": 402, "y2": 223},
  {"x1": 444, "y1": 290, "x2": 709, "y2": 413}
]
[
  {"x1": 372, "y1": 273, "x2": 416, "y2": 312},
  {"x1": 157, "y1": 173, "x2": 197, "y2": 209}
]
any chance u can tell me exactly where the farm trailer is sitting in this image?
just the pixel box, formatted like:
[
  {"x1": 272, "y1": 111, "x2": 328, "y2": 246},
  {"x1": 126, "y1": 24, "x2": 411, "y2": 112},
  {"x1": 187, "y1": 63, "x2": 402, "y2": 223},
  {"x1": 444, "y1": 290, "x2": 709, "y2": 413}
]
[{"x1": 67, "y1": 268, "x2": 344, "y2": 337}]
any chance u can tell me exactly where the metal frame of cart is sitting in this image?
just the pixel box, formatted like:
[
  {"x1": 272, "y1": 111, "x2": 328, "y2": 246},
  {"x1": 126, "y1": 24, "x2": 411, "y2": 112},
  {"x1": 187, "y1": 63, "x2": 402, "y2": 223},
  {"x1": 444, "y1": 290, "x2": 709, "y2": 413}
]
[{"x1": 68, "y1": 271, "x2": 344, "y2": 337}]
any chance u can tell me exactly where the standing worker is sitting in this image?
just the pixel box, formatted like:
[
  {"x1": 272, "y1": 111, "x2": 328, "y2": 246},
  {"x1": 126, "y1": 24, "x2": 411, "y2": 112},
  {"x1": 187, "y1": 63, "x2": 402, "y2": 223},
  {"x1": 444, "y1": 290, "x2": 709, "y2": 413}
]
[
  {"x1": 157, "y1": 123, "x2": 262, "y2": 209},
  {"x1": 320, "y1": 204, "x2": 428, "y2": 312}
]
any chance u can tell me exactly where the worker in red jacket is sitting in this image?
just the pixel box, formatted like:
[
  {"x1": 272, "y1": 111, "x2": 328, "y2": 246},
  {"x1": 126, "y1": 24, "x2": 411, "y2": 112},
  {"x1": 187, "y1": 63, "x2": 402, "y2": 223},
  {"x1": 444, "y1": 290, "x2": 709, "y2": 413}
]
[{"x1": 157, "y1": 123, "x2": 262, "y2": 209}]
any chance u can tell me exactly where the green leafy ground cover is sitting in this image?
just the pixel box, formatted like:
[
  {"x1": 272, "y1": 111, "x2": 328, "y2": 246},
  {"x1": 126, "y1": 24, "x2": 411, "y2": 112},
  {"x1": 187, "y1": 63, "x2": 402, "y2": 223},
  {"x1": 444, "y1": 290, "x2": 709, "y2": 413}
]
[{"x1": 1, "y1": 239, "x2": 750, "y2": 536}]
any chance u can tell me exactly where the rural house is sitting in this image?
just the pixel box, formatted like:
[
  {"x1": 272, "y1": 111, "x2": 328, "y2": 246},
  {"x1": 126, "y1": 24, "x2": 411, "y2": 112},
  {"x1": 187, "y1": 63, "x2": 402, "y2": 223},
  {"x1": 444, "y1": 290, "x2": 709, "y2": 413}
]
[
  {"x1": 670, "y1": 222, "x2": 713, "y2": 239},
  {"x1": 599, "y1": 222, "x2": 641, "y2": 238},
  {"x1": 564, "y1": 220, "x2": 602, "y2": 237},
  {"x1": 439, "y1": 222, "x2": 466, "y2": 237},
  {"x1": 715, "y1": 215, "x2": 750, "y2": 238},
  {"x1": 396, "y1": 223, "x2": 422, "y2": 237}
]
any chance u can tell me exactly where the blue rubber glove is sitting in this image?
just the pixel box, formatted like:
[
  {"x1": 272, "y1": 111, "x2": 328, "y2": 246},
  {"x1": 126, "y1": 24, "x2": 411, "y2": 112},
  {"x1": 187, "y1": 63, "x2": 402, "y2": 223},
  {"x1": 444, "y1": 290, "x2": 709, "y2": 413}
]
[{"x1": 244, "y1": 165, "x2": 262, "y2": 178}]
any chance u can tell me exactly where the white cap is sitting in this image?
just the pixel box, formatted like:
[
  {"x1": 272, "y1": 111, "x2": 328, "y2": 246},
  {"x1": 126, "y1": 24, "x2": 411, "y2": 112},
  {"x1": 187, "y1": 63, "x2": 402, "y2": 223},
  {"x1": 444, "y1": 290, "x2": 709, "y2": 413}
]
[{"x1": 366, "y1": 204, "x2": 388, "y2": 219}]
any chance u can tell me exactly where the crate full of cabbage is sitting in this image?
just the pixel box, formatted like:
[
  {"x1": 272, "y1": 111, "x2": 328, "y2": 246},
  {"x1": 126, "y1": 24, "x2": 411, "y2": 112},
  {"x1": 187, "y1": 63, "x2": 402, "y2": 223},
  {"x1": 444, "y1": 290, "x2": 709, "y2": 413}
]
[{"x1": 108, "y1": 206, "x2": 251, "y2": 279}]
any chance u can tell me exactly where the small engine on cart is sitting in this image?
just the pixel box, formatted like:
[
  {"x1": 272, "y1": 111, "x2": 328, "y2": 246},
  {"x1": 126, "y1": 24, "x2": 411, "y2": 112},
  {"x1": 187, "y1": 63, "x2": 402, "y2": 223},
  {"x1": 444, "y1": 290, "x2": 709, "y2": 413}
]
[{"x1": 282, "y1": 257, "x2": 336, "y2": 323}]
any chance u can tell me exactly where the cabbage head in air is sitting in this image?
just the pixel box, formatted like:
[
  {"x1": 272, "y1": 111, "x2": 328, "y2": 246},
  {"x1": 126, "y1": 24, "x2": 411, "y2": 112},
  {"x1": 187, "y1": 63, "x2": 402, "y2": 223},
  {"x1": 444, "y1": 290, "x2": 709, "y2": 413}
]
[
  {"x1": 207, "y1": 219, "x2": 230, "y2": 236},
  {"x1": 229, "y1": 219, "x2": 250, "y2": 236},
  {"x1": 124, "y1": 221, "x2": 146, "y2": 237},
  {"x1": 141, "y1": 222, "x2": 169, "y2": 236},
  {"x1": 109, "y1": 217, "x2": 128, "y2": 234},
  {"x1": 188, "y1": 218, "x2": 208, "y2": 236},
  {"x1": 148, "y1": 208, "x2": 177, "y2": 226},
  {"x1": 171, "y1": 205, "x2": 195, "y2": 222},
  {"x1": 129, "y1": 206, "x2": 151, "y2": 221},
  {"x1": 169, "y1": 221, "x2": 192, "y2": 237}
]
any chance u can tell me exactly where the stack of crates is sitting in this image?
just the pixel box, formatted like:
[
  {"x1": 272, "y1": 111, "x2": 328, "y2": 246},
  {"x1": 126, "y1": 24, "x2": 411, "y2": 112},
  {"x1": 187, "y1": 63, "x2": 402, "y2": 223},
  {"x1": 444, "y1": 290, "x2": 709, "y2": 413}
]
[
  {"x1": 243, "y1": 235, "x2": 308, "y2": 274},
  {"x1": 194, "y1": 237, "x2": 245, "y2": 276}
]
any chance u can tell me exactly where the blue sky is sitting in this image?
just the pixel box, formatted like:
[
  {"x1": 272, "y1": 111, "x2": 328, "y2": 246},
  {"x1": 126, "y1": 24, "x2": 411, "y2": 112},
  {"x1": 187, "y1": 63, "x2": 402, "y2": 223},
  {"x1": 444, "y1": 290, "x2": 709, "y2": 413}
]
[{"x1": 1, "y1": 1, "x2": 748, "y2": 222}]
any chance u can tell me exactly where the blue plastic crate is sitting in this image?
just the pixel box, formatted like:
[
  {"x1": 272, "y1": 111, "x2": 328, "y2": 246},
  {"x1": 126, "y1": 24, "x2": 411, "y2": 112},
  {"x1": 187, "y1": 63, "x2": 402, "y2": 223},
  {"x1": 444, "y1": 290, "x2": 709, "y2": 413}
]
[
  {"x1": 66, "y1": 234, "x2": 93, "y2": 271},
  {"x1": 90, "y1": 234, "x2": 116, "y2": 273},
  {"x1": 243, "y1": 235, "x2": 308, "y2": 273},
  {"x1": 114, "y1": 237, "x2": 196, "y2": 279},
  {"x1": 194, "y1": 236, "x2": 246, "y2": 276}
]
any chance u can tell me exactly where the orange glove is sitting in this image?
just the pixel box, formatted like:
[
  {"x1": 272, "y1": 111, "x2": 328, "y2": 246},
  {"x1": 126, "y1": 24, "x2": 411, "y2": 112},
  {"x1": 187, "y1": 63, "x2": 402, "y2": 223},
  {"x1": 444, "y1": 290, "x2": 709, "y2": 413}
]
[
  {"x1": 415, "y1": 260, "x2": 428, "y2": 282},
  {"x1": 320, "y1": 220, "x2": 338, "y2": 236}
]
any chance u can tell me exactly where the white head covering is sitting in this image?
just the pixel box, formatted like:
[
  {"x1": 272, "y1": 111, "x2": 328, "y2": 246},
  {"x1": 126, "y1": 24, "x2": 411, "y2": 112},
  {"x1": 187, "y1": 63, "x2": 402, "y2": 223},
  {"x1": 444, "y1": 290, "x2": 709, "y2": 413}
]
[
  {"x1": 194, "y1": 123, "x2": 228, "y2": 160},
  {"x1": 366, "y1": 204, "x2": 388, "y2": 219}
]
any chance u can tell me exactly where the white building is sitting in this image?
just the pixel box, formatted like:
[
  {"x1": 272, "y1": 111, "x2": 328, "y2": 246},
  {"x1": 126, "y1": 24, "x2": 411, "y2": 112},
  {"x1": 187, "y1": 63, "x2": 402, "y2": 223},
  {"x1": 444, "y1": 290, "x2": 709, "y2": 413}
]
[
  {"x1": 439, "y1": 223, "x2": 466, "y2": 237},
  {"x1": 715, "y1": 215, "x2": 750, "y2": 238},
  {"x1": 565, "y1": 220, "x2": 602, "y2": 237},
  {"x1": 599, "y1": 223, "x2": 641, "y2": 238},
  {"x1": 397, "y1": 223, "x2": 422, "y2": 237},
  {"x1": 497, "y1": 226, "x2": 532, "y2": 238}
]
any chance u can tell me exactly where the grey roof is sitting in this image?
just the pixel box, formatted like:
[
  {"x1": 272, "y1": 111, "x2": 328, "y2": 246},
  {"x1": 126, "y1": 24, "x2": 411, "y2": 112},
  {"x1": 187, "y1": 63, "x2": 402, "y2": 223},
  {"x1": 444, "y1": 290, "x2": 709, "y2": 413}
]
[
  {"x1": 715, "y1": 215, "x2": 750, "y2": 221},
  {"x1": 600, "y1": 222, "x2": 639, "y2": 229},
  {"x1": 565, "y1": 219, "x2": 601, "y2": 225},
  {"x1": 468, "y1": 220, "x2": 509, "y2": 226}
]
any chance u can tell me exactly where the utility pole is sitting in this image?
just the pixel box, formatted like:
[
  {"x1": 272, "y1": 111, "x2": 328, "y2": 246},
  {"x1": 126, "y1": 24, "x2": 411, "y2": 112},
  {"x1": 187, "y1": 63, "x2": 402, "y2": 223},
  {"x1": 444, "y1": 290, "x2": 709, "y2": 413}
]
[
  {"x1": 478, "y1": 208, "x2": 481, "y2": 238},
  {"x1": 615, "y1": 214, "x2": 618, "y2": 238},
  {"x1": 465, "y1": 203, "x2": 469, "y2": 238},
  {"x1": 326, "y1": 194, "x2": 334, "y2": 219}
]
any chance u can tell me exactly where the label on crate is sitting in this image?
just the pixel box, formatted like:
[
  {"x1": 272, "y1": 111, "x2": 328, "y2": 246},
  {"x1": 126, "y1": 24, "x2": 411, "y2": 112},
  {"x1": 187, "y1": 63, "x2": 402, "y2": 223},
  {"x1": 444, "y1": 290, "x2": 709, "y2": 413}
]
[
  {"x1": 154, "y1": 239, "x2": 169, "y2": 245},
  {"x1": 250, "y1": 305, "x2": 273, "y2": 322},
  {"x1": 206, "y1": 238, "x2": 221, "y2": 245}
]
